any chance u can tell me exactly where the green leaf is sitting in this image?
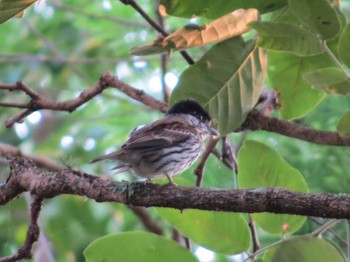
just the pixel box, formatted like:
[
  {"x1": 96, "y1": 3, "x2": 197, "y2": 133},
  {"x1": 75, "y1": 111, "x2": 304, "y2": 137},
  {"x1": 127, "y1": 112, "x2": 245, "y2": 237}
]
[
  {"x1": 130, "y1": 9, "x2": 259, "y2": 56},
  {"x1": 0, "y1": 0, "x2": 37, "y2": 25},
  {"x1": 289, "y1": 0, "x2": 340, "y2": 40},
  {"x1": 337, "y1": 110, "x2": 350, "y2": 137},
  {"x1": 268, "y1": 51, "x2": 330, "y2": 120},
  {"x1": 84, "y1": 232, "x2": 198, "y2": 262},
  {"x1": 263, "y1": 246, "x2": 278, "y2": 262},
  {"x1": 303, "y1": 67, "x2": 350, "y2": 95},
  {"x1": 271, "y1": 237, "x2": 345, "y2": 262},
  {"x1": 238, "y1": 140, "x2": 308, "y2": 234},
  {"x1": 339, "y1": 23, "x2": 350, "y2": 68},
  {"x1": 170, "y1": 37, "x2": 267, "y2": 134},
  {"x1": 250, "y1": 21, "x2": 325, "y2": 56},
  {"x1": 156, "y1": 208, "x2": 250, "y2": 254},
  {"x1": 160, "y1": 0, "x2": 287, "y2": 19}
]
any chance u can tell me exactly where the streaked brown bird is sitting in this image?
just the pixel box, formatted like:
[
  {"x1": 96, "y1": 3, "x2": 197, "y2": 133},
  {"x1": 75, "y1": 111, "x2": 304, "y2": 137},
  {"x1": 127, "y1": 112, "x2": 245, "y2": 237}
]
[{"x1": 90, "y1": 99, "x2": 219, "y2": 184}]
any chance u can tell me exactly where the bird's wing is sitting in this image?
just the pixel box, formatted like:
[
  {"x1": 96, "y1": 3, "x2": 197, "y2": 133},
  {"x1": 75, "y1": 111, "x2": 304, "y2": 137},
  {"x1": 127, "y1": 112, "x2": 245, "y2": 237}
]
[
  {"x1": 121, "y1": 117, "x2": 193, "y2": 150},
  {"x1": 90, "y1": 117, "x2": 193, "y2": 163}
]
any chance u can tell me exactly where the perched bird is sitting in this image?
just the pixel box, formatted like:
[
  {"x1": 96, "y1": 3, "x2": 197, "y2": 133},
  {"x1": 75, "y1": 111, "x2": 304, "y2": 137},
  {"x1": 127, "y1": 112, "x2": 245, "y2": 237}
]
[{"x1": 90, "y1": 99, "x2": 219, "y2": 184}]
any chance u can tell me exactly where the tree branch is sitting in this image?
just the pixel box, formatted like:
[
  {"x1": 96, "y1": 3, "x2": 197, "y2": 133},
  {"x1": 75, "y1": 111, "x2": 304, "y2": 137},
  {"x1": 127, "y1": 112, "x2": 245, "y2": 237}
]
[
  {"x1": 248, "y1": 214, "x2": 260, "y2": 253},
  {"x1": 0, "y1": 143, "x2": 63, "y2": 171},
  {"x1": 129, "y1": 206, "x2": 164, "y2": 235},
  {"x1": 0, "y1": 72, "x2": 167, "y2": 127},
  {"x1": 3, "y1": 74, "x2": 348, "y2": 148},
  {"x1": 194, "y1": 136, "x2": 219, "y2": 187},
  {"x1": 0, "y1": 54, "x2": 126, "y2": 65},
  {"x1": 2, "y1": 156, "x2": 350, "y2": 219},
  {"x1": 0, "y1": 196, "x2": 43, "y2": 262},
  {"x1": 242, "y1": 110, "x2": 350, "y2": 146},
  {"x1": 119, "y1": 0, "x2": 195, "y2": 65},
  {"x1": 49, "y1": 0, "x2": 147, "y2": 27}
]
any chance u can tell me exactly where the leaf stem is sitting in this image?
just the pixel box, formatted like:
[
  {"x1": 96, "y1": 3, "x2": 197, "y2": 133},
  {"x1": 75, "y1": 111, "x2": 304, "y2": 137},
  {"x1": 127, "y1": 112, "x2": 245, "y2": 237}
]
[
  {"x1": 309, "y1": 219, "x2": 339, "y2": 237},
  {"x1": 324, "y1": 41, "x2": 349, "y2": 79},
  {"x1": 243, "y1": 239, "x2": 285, "y2": 261}
]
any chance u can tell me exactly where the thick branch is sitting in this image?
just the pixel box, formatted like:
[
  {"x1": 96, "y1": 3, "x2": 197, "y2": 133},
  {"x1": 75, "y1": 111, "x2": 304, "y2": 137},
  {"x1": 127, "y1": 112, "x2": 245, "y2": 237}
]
[
  {"x1": 2, "y1": 156, "x2": 350, "y2": 219},
  {"x1": 242, "y1": 111, "x2": 350, "y2": 146}
]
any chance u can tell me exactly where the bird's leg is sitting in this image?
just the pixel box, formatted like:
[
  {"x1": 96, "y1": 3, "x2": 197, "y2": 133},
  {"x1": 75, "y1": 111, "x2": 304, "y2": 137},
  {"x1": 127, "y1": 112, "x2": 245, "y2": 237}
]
[
  {"x1": 144, "y1": 178, "x2": 154, "y2": 184},
  {"x1": 165, "y1": 173, "x2": 177, "y2": 186}
]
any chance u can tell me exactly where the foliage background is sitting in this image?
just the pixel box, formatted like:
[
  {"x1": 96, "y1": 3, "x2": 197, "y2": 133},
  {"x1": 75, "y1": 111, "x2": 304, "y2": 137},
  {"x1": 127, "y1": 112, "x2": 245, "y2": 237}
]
[{"x1": 1, "y1": 0, "x2": 350, "y2": 261}]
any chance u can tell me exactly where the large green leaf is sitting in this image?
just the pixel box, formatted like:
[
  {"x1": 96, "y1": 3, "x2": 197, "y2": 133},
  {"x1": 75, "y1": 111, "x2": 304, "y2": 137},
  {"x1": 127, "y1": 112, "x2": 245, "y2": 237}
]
[
  {"x1": 270, "y1": 237, "x2": 345, "y2": 262},
  {"x1": 268, "y1": 51, "x2": 332, "y2": 120},
  {"x1": 303, "y1": 67, "x2": 350, "y2": 95},
  {"x1": 250, "y1": 21, "x2": 325, "y2": 56},
  {"x1": 339, "y1": 23, "x2": 350, "y2": 68},
  {"x1": 84, "y1": 232, "x2": 198, "y2": 262},
  {"x1": 238, "y1": 140, "x2": 308, "y2": 234},
  {"x1": 337, "y1": 110, "x2": 350, "y2": 137},
  {"x1": 0, "y1": 0, "x2": 37, "y2": 24},
  {"x1": 289, "y1": 0, "x2": 340, "y2": 40},
  {"x1": 130, "y1": 9, "x2": 258, "y2": 56},
  {"x1": 160, "y1": 0, "x2": 287, "y2": 19},
  {"x1": 170, "y1": 36, "x2": 267, "y2": 134},
  {"x1": 156, "y1": 208, "x2": 250, "y2": 254}
]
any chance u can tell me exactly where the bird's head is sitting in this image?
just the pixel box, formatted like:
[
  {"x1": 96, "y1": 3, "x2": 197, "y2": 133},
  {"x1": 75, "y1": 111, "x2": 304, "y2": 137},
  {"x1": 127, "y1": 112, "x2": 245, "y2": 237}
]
[
  {"x1": 167, "y1": 99, "x2": 211, "y2": 123},
  {"x1": 167, "y1": 99, "x2": 219, "y2": 137}
]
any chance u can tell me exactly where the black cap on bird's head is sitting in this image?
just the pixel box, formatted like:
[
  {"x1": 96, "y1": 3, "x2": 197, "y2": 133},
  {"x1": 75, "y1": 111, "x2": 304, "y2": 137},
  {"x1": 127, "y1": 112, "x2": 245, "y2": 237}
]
[{"x1": 167, "y1": 99, "x2": 211, "y2": 124}]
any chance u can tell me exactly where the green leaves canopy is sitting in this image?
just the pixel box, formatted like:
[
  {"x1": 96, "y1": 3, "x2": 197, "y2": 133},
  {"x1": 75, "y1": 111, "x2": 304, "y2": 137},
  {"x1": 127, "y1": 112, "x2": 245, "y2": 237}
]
[{"x1": 170, "y1": 37, "x2": 266, "y2": 134}]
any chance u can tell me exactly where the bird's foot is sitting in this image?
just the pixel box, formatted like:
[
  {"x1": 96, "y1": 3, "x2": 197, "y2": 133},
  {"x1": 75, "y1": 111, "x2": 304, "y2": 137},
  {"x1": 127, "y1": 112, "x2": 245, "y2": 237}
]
[
  {"x1": 165, "y1": 174, "x2": 177, "y2": 186},
  {"x1": 144, "y1": 179, "x2": 154, "y2": 184}
]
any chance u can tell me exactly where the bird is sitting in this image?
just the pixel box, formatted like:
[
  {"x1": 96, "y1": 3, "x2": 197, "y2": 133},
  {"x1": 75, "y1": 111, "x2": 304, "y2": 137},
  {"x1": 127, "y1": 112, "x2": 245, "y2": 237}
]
[{"x1": 90, "y1": 99, "x2": 219, "y2": 184}]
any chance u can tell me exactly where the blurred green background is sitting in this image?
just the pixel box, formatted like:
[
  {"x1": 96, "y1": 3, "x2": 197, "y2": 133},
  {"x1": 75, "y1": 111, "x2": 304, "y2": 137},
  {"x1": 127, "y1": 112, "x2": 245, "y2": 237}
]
[{"x1": 1, "y1": 1, "x2": 350, "y2": 261}]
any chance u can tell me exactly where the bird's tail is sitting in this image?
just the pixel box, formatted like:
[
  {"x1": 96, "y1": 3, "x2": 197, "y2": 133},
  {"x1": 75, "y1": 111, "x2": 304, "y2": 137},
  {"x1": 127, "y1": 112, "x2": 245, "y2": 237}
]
[
  {"x1": 89, "y1": 151, "x2": 122, "y2": 163},
  {"x1": 111, "y1": 164, "x2": 130, "y2": 174}
]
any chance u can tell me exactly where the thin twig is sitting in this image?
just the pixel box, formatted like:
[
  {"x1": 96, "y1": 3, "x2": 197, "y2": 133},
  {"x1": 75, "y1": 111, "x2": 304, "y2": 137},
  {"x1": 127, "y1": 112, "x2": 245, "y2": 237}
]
[
  {"x1": 49, "y1": 0, "x2": 147, "y2": 27},
  {"x1": 194, "y1": 136, "x2": 220, "y2": 187},
  {"x1": 0, "y1": 54, "x2": 125, "y2": 65},
  {"x1": 0, "y1": 72, "x2": 167, "y2": 127},
  {"x1": 0, "y1": 143, "x2": 63, "y2": 171},
  {"x1": 23, "y1": 17, "x2": 90, "y2": 82},
  {"x1": 6, "y1": 109, "x2": 32, "y2": 127},
  {"x1": 15, "y1": 81, "x2": 39, "y2": 98},
  {"x1": 309, "y1": 217, "x2": 346, "y2": 245},
  {"x1": 248, "y1": 214, "x2": 260, "y2": 253},
  {"x1": 120, "y1": 0, "x2": 195, "y2": 65},
  {"x1": 129, "y1": 206, "x2": 164, "y2": 235},
  {"x1": 103, "y1": 72, "x2": 168, "y2": 112},
  {"x1": 221, "y1": 136, "x2": 238, "y2": 173},
  {"x1": 0, "y1": 196, "x2": 43, "y2": 262},
  {"x1": 244, "y1": 239, "x2": 285, "y2": 262},
  {"x1": 309, "y1": 219, "x2": 340, "y2": 237},
  {"x1": 155, "y1": 2, "x2": 171, "y2": 103},
  {"x1": 0, "y1": 102, "x2": 29, "y2": 108}
]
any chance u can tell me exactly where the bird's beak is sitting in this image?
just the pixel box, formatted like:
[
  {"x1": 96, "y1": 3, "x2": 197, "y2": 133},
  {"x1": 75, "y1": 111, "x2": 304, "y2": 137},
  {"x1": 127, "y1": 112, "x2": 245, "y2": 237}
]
[{"x1": 207, "y1": 125, "x2": 220, "y2": 137}]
